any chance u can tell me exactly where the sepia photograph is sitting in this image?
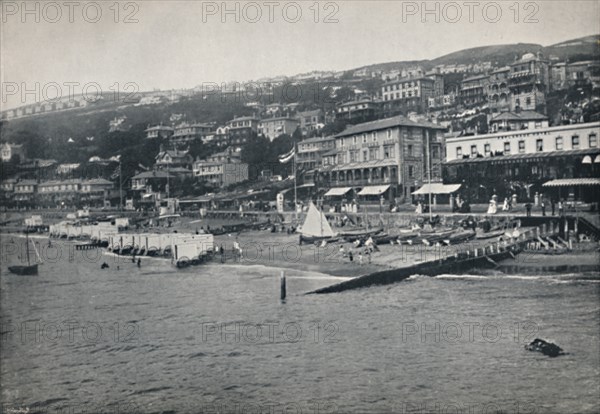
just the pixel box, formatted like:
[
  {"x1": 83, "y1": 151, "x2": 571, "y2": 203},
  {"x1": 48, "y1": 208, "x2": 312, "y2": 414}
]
[{"x1": 1, "y1": 1, "x2": 599, "y2": 413}]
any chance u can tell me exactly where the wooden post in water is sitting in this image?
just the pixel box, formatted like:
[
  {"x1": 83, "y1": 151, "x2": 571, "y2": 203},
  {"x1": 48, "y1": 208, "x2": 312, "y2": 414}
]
[{"x1": 280, "y1": 271, "x2": 286, "y2": 302}]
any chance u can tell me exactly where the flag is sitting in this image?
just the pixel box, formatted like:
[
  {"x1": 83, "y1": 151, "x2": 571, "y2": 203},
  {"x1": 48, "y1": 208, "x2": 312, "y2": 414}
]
[{"x1": 279, "y1": 147, "x2": 295, "y2": 164}]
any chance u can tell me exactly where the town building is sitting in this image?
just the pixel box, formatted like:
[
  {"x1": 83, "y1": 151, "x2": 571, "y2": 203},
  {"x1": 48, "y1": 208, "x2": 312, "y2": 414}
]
[
  {"x1": 145, "y1": 125, "x2": 175, "y2": 139},
  {"x1": 487, "y1": 67, "x2": 511, "y2": 112},
  {"x1": 460, "y1": 74, "x2": 489, "y2": 107},
  {"x1": 171, "y1": 123, "x2": 212, "y2": 144},
  {"x1": 13, "y1": 180, "x2": 38, "y2": 204},
  {"x1": 296, "y1": 136, "x2": 336, "y2": 181},
  {"x1": 489, "y1": 111, "x2": 549, "y2": 133},
  {"x1": 296, "y1": 109, "x2": 325, "y2": 136},
  {"x1": 192, "y1": 149, "x2": 249, "y2": 187},
  {"x1": 258, "y1": 117, "x2": 300, "y2": 141},
  {"x1": 443, "y1": 121, "x2": 600, "y2": 203},
  {"x1": 316, "y1": 115, "x2": 445, "y2": 203},
  {"x1": 131, "y1": 171, "x2": 175, "y2": 193},
  {"x1": 507, "y1": 53, "x2": 550, "y2": 112},
  {"x1": 336, "y1": 97, "x2": 383, "y2": 122},
  {"x1": 0, "y1": 143, "x2": 26, "y2": 162},
  {"x1": 155, "y1": 149, "x2": 193, "y2": 170},
  {"x1": 226, "y1": 116, "x2": 260, "y2": 146},
  {"x1": 381, "y1": 77, "x2": 435, "y2": 116}
]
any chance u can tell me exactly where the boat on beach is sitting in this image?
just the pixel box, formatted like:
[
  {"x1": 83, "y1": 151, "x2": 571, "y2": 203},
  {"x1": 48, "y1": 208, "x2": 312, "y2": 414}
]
[{"x1": 299, "y1": 202, "x2": 339, "y2": 245}]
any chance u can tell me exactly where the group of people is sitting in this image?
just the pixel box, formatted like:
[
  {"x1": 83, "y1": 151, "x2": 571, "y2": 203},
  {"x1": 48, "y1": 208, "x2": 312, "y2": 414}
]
[
  {"x1": 339, "y1": 237, "x2": 378, "y2": 266},
  {"x1": 525, "y1": 199, "x2": 566, "y2": 217}
]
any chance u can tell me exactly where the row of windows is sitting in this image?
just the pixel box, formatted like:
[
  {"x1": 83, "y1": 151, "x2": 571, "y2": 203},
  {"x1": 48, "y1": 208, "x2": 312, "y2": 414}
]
[
  {"x1": 384, "y1": 82, "x2": 418, "y2": 92},
  {"x1": 456, "y1": 133, "x2": 598, "y2": 157}
]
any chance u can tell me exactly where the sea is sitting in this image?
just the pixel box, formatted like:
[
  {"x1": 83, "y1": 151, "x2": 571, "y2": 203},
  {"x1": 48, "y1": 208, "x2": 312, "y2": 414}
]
[{"x1": 1, "y1": 235, "x2": 599, "y2": 414}]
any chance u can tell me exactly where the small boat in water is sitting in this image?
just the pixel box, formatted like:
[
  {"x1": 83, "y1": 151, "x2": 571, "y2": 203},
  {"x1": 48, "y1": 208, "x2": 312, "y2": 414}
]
[
  {"x1": 475, "y1": 228, "x2": 506, "y2": 240},
  {"x1": 8, "y1": 233, "x2": 41, "y2": 276}
]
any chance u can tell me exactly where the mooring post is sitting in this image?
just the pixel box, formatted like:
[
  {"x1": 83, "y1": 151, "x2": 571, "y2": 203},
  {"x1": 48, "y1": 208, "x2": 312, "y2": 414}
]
[{"x1": 280, "y1": 271, "x2": 286, "y2": 301}]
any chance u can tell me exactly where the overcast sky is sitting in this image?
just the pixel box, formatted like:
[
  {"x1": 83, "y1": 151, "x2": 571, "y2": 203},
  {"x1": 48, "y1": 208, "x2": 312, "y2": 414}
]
[{"x1": 1, "y1": 1, "x2": 599, "y2": 109}]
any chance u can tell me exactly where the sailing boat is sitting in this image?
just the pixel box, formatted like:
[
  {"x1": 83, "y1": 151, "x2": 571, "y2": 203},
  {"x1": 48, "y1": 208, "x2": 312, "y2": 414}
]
[
  {"x1": 299, "y1": 202, "x2": 338, "y2": 245},
  {"x1": 8, "y1": 233, "x2": 40, "y2": 275}
]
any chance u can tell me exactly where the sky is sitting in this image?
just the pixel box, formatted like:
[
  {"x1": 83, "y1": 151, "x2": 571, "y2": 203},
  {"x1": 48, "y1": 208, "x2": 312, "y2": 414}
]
[{"x1": 1, "y1": 0, "x2": 599, "y2": 110}]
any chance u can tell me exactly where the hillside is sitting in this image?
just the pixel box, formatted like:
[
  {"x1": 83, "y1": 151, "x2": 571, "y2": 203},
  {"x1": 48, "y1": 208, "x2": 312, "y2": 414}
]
[{"x1": 347, "y1": 35, "x2": 599, "y2": 76}]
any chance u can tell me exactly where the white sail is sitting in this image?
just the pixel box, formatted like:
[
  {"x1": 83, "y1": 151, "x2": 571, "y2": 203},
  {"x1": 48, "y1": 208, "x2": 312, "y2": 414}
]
[{"x1": 300, "y1": 202, "x2": 335, "y2": 238}]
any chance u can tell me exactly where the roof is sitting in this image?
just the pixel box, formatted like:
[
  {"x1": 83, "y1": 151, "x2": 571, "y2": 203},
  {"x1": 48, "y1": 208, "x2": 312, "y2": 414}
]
[
  {"x1": 259, "y1": 117, "x2": 299, "y2": 123},
  {"x1": 297, "y1": 109, "x2": 322, "y2": 116},
  {"x1": 542, "y1": 178, "x2": 600, "y2": 187},
  {"x1": 14, "y1": 180, "x2": 38, "y2": 186},
  {"x1": 38, "y1": 179, "x2": 82, "y2": 186},
  {"x1": 324, "y1": 187, "x2": 352, "y2": 197},
  {"x1": 331, "y1": 159, "x2": 397, "y2": 172},
  {"x1": 490, "y1": 111, "x2": 548, "y2": 122},
  {"x1": 145, "y1": 125, "x2": 174, "y2": 131},
  {"x1": 384, "y1": 76, "x2": 434, "y2": 85},
  {"x1": 412, "y1": 183, "x2": 461, "y2": 195},
  {"x1": 132, "y1": 171, "x2": 175, "y2": 179},
  {"x1": 444, "y1": 148, "x2": 600, "y2": 165},
  {"x1": 462, "y1": 74, "x2": 488, "y2": 83},
  {"x1": 83, "y1": 178, "x2": 113, "y2": 185},
  {"x1": 358, "y1": 185, "x2": 390, "y2": 196},
  {"x1": 156, "y1": 150, "x2": 191, "y2": 159},
  {"x1": 300, "y1": 136, "x2": 335, "y2": 144},
  {"x1": 335, "y1": 115, "x2": 445, "y2": 138},
  {"x1": 227, "y1": 116, "x2": 259, "y2": 123}
]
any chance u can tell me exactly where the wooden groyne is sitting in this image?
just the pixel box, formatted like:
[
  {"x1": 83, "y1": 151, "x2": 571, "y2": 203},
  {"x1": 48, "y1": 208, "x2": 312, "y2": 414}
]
[{"x1": 308, "y1": 224, "x2": 565, "y2": 294}]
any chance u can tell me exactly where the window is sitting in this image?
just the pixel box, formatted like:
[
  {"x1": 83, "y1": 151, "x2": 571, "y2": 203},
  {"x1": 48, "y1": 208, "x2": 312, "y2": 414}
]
[
  {"x1": 372, "y1": 133, "x2": 376, "y2": 142},
  {"x1": 408, "y1": 165, "x2": 414, "y2": 178},
  {"x1": 471, "y1": 145, "x2": 478, "y2": 157},
  {"x1": 518, "y1": 140, "x2": 525, "y2": 153},
  {"x1": 536, "y1": 139, "x2": 543, "y2": 152},
  {"x1": 384, "y1": 145, "x2": 394, "y2": 158},
  {"x1": 387, "y1": 130, "x2": 392, "y2": 139},
  {"x1": 572, "y1": 135, "x2": 579, "y2": 149},
  {"x1": 504, "y1": 142, "x2": 511, "y2": 154},
  {"x1": 353, "y1": 136, "x2": 357, "y2": 145},
  {"x1": 407, "y1": 144, "x2": 413, "y2": 157},
  {"x1": 362, "y1": 134, "x2": 367, "y2": 143},
  {"x1": 456, "y1": 147, "x2": 463, "y2": 158},
  {"x1": 363, "y1": 150, "x2": 368, "y2": 161},
  {"x1": 590, "y1": 133, "x2": 598, "y2": 147},
  {"x1": 555, "y1": 136, "x2": 563, "y2": 150},
  {"x1": 350, "y1": 151, "x2": 356, "y2": 162},
  {"x1": 535, "y1": 122, "x2": 542, "y2": 128},
  {"x1": 484, "y1": 144, "x2": 491, "y2": 156},
  {"x1": 369, "y1": 148, "x2": 378, "y2": 160}
]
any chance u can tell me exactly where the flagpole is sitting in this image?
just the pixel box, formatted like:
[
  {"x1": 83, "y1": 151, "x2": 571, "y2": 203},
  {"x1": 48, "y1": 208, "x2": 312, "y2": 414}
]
[
  {"x1": 119, "y1": 160, "x2": 123, "y2": 212},
  {"x1": 293, "y1": 143, "x2": 298, "y2": 224}
]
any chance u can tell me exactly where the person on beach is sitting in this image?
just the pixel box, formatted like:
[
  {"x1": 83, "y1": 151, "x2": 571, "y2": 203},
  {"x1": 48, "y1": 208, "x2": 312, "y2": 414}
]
[
  {"x1": 541, "y1": 201, "x2": 546, "y2": 216},
  {"x1": 558, "y1": 200, "x2": 564, "y2": 216},
  {"x1": 137, "y1": 258, "x2": 141, "y2": 268},
  {"x1": 525, "y1": 202, "x2": 532, "y2": 216},
  {"x1": 348, "y1": 251, "x2": 353, "y2": 262},
  {"x1": 358, "y1": 252, "x2": 363, "y2": 266},
  {"x1": 551, "y1": 200, "x2": 556, "y2": 216},
  {"x1": 502, "y1": 198, "x2": 509, "y2": 211}
]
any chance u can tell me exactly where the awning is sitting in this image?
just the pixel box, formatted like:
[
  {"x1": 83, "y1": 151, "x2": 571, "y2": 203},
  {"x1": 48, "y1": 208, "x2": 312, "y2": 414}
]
[
  {"x1": 412, "y1": 183, "x2": 461, "y2": 195},
  {"x1": 324, "y1": 187, "x2": 352, "y2": 197},
  {"x1": 358, "y1": 185, "x2": 390, "y2": 196},
  {"x1": 542, "y1": 178, "x2": 600, "y2": 187}
]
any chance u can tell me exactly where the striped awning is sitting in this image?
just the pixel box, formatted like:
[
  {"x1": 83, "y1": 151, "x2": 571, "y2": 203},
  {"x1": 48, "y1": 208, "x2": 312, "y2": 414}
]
[
  {"x1": 542, "y1": 178, "x2": 600, "y2": 187},
  {"x1": 358, "y1": 185, "x2": 390, "y2": 196},
  {"x1": 412, "y1": 183, "x2": 461, "y2": 195},
  {"x1": 324, "y1": 187, "x2": 352, "y2": 197}
]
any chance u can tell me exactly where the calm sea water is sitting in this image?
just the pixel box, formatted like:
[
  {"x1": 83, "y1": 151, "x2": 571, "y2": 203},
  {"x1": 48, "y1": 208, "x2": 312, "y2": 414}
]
[{"x1": 1, "y1": 235, "x2": 599, "y2": 414}]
